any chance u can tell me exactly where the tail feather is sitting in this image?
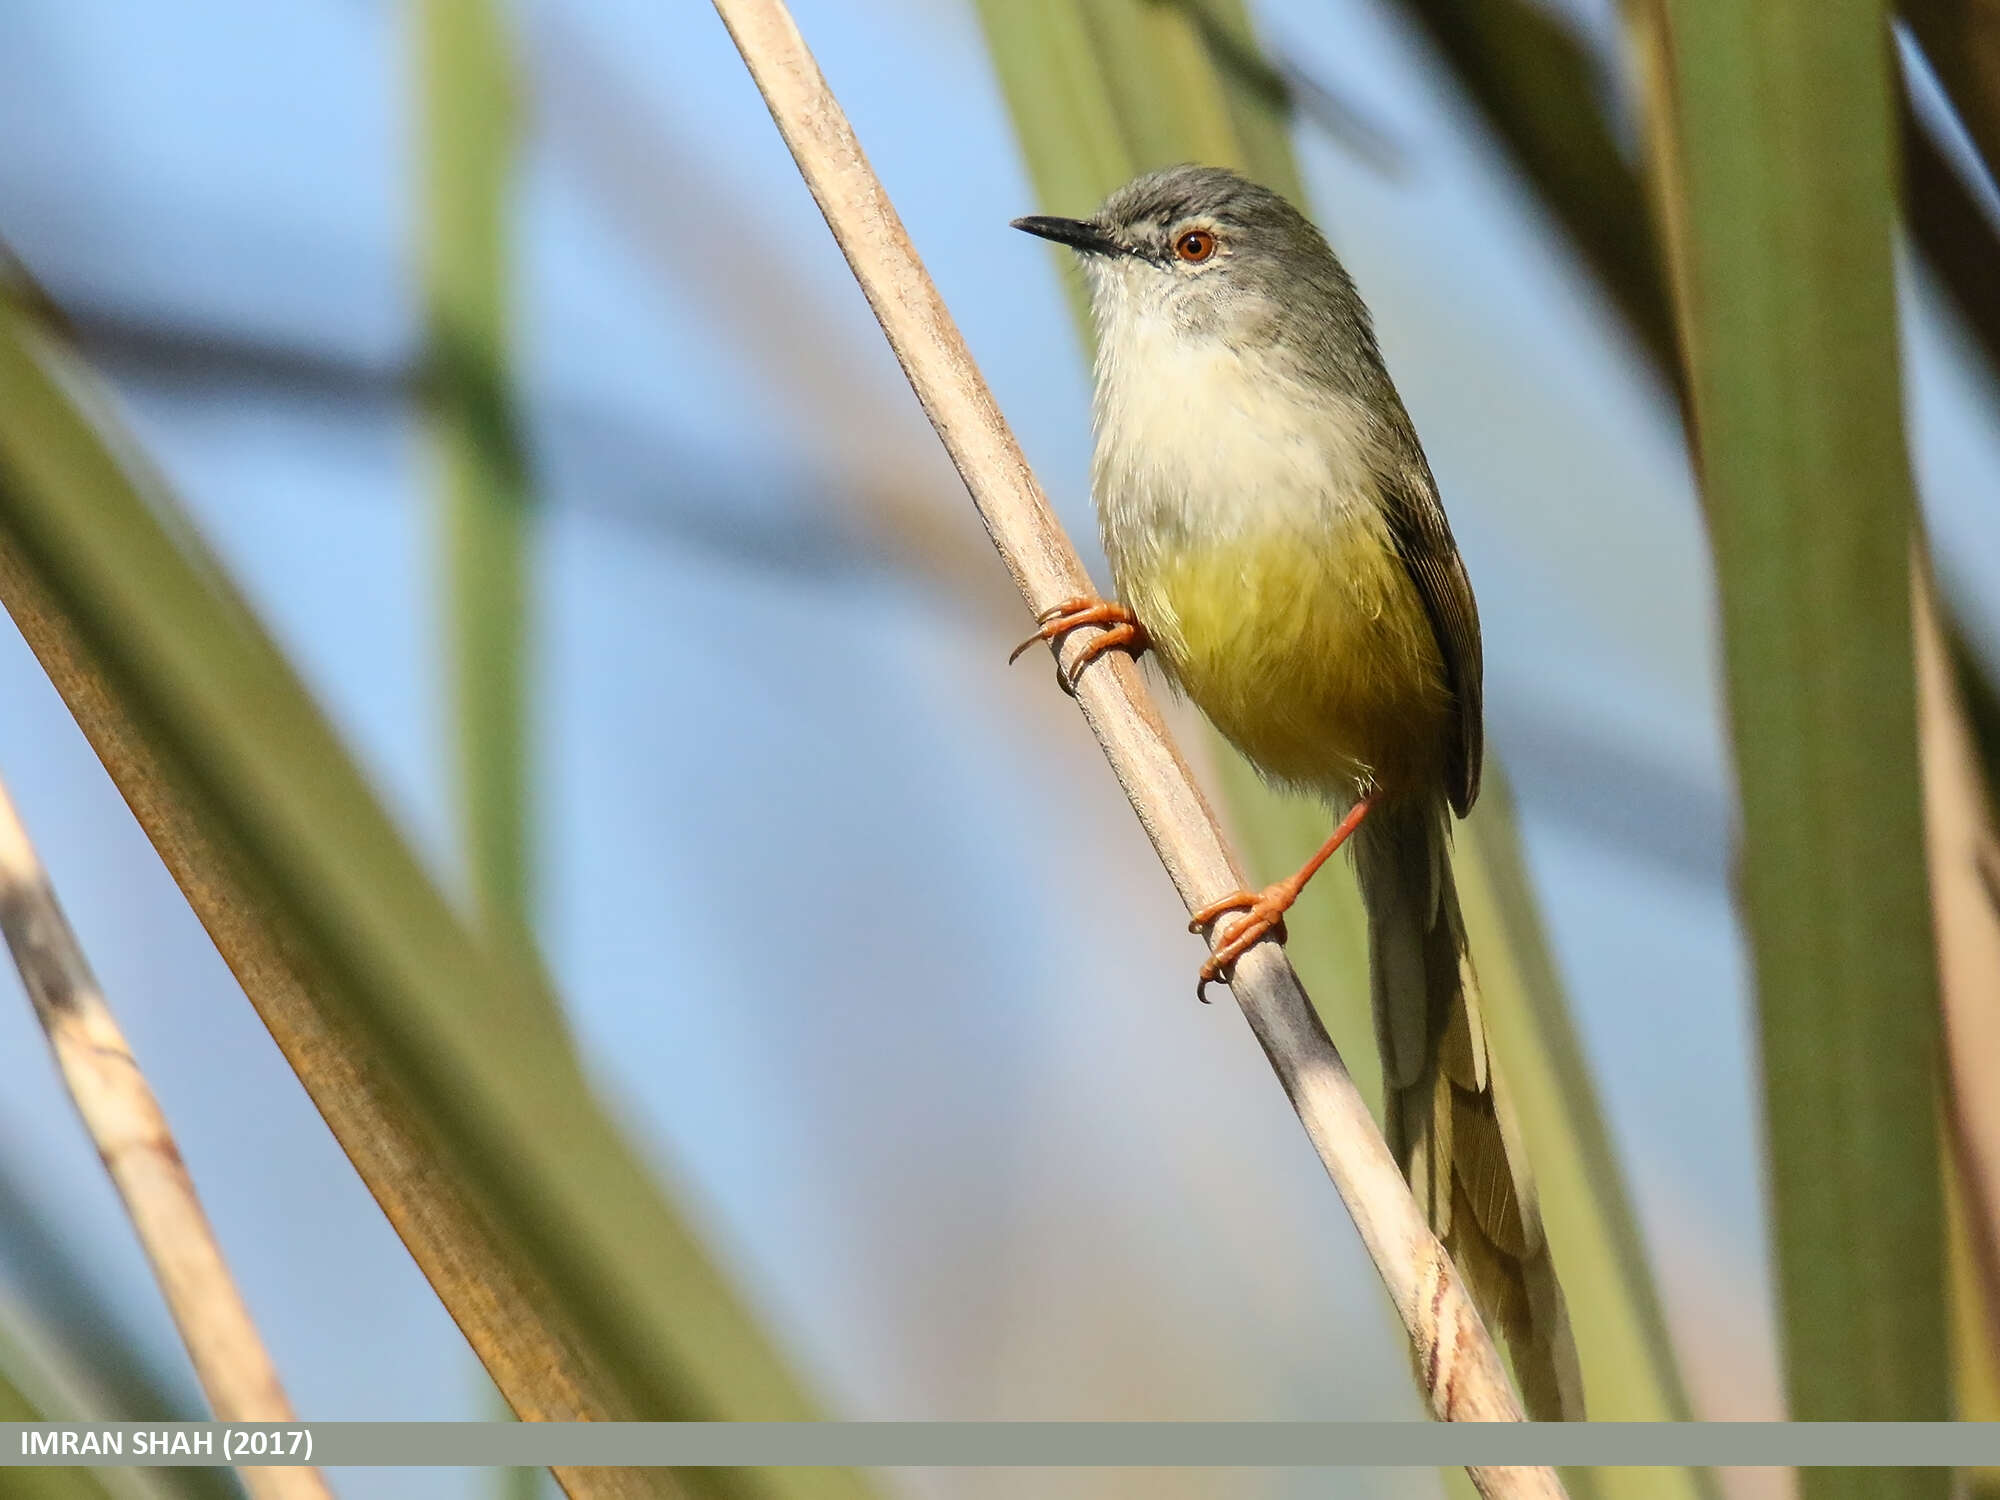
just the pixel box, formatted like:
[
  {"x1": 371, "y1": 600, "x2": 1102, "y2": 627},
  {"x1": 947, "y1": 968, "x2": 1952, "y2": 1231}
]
[{"x1": 1356, "y1": 800, "x2": 1584, "y2": 1422}]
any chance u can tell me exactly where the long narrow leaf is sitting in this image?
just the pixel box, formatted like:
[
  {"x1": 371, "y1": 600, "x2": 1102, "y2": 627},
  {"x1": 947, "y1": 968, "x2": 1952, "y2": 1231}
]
[
  {"x1": 0, "y1": 1367, "x2": 118, "y2": 1500},
  {"x1": 415, "y1": 6, "x2": 543, "y2": 1487},
  {"x1": 1654, "y1": 0, "x2": 1949, "y2": 1481},
  {"x1": 0, "y1": 297, "x2": 870, "y2": 1500},
  {"x1": 418, "y1": 0, "x2": 535, "y2": 946},
  {"x1": 0, "y1": 1283, "x2": 237, "y2": 1500}
]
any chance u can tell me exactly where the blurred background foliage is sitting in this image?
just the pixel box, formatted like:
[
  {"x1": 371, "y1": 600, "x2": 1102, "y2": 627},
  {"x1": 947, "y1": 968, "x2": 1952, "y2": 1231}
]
[{"x1": 0, "y1": 1, "x2": 1997, "y2": 1499}]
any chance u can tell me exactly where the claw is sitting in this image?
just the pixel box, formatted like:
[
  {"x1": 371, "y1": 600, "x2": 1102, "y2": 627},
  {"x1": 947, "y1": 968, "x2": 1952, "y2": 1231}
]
[
  {"x1": 1187, "y1": 796, "x2": 1377, "y2": 1002},
  {"x1": 1008, "y1": 597, "x2": 1148, "y2": 693},
  {"x1": 1191, "y1": 891, "x2": 1292, "y2": 1001}
]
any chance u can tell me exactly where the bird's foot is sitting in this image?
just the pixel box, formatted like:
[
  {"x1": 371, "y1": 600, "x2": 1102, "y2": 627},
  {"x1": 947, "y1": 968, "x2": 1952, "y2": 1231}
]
[
  {"x1": 1008, "y1": 596, "x2": 1148, "y2": 695},
  {"x1": 1188, "y1": 886, "x2": 1296, "y2": 1004},
  {"x1": 1185, "y1": 796, "x2": 1377, "y2": 1003}
]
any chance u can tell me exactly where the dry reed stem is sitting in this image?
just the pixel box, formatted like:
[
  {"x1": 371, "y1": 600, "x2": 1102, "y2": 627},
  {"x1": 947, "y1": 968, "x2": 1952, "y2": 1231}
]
[
  {"x1": 0, "y1": 773, "x2": 332, "y2": 1500},
  {"x1": 709, "y1": 1, "x2": 1563, "y2": 1488},
  {"x1": 1914, "y1": 562, "x2": 2000, "y2": 1356}
]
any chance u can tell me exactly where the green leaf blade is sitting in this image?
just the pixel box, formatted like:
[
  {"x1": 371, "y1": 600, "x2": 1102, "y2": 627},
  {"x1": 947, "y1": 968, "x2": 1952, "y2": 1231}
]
[{"x1": 1660, "y1": 0, "x2": 1950, "y2": 1468}]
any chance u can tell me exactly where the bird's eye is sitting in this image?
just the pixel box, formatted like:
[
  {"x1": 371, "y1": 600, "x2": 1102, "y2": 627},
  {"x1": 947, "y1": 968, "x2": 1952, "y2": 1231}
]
[{"x1": 1173, "y1": 229, "x2": 1217, "y2": 263}]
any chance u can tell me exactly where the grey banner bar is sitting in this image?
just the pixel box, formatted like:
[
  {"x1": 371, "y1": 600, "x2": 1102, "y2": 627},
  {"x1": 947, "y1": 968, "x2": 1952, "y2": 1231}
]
[{"x1": 7, "y1": 1423, "x2": 2000, "y2": 1468}]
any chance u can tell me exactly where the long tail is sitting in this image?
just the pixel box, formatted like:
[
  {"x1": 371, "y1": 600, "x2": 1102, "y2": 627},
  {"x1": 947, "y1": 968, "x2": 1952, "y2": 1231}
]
[{"x1": 1354, "y1": 799, "x2": 1584, "y2": 1421}]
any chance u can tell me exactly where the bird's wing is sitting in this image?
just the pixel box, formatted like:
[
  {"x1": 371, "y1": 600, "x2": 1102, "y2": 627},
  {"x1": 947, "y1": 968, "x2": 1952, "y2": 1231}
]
[{"x1": 1379, "y1": 453, "x2": 1483, "y2": 817}]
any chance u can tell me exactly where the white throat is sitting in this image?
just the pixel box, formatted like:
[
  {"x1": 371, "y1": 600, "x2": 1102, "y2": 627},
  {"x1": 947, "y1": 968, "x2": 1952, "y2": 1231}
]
[{"x1": 1083, "y1": 258, "x2": 1392, "y2": 590}]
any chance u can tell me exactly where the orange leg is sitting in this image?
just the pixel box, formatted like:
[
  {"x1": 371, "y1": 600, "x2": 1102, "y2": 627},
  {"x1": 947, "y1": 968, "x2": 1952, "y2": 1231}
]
[
  {"x1": 1008, "y1": 596, "x2": 1148, "y2": 694},
  {"x1": 1189, "y1": 796, "x2": 1377, "y2": 1003}
]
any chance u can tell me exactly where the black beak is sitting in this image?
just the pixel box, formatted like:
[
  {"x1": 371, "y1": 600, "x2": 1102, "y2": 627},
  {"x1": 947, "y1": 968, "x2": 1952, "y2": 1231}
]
[{"x1": 1011, "y1": 215, "x2": 1122, "y2": 255}]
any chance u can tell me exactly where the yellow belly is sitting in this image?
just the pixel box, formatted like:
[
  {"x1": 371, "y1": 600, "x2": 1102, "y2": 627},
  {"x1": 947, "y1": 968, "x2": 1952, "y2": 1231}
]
[{"x1": 1120, "y1": 520, "x2": 1451, "y2": 798}]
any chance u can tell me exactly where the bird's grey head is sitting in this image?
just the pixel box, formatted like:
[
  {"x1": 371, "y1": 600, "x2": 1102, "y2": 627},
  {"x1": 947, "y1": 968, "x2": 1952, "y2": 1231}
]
[{"x1": 1012, "y1": 164, "x2": 1375, "y2": 370}]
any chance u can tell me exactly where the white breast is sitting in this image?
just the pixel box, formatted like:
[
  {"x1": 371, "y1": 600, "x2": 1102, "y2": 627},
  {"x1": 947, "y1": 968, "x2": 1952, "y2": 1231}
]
[{"x1": 1087, "y1": 289, "x2": 1387, "y2": 590}]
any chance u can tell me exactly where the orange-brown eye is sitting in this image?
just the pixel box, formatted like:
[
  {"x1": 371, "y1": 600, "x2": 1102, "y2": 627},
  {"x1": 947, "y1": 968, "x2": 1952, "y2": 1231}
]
[{"x1": 1174, "y1": 229, "x2": 1216, "y2": 263}]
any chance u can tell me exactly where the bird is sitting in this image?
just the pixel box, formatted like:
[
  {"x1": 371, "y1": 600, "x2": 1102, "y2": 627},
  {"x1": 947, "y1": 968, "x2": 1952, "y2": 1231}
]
[{"x1": 1011, "y1": 164, "x2": 1583, "y2": 1421}]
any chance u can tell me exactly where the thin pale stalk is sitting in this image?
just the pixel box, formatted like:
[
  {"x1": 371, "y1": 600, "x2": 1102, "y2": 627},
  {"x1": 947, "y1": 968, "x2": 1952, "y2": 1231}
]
[
  {"x1": 1900, "y1": 84, "x2": 2000, "y2": 383},
  {"x1": 706, "y1": 1, "x2": 1562, "y2": 1487},
  {"x1": 0, "y1": 776, "x2": 331, "y2": 1500},
  {"x1": 1915, "y1": 561, "x2": 2000, "y2": 1368},
  {"x1": 1901, "y1": 0, "x2": 2000, "y2": 188},
  {"x1": 1898, "y1": 7, "x2": 2000, "y2": 1369},
  {"x1": 1948, "y1": 1137, "x2": 2000, "y2": 1497}
]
